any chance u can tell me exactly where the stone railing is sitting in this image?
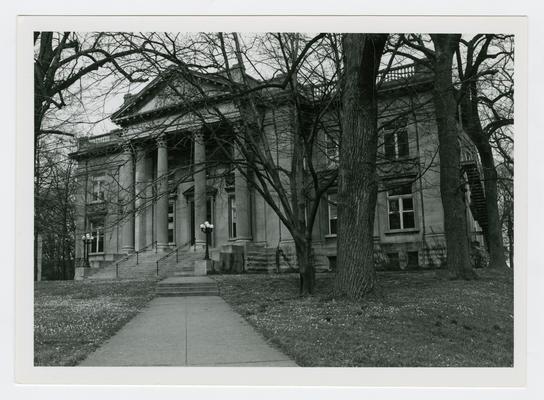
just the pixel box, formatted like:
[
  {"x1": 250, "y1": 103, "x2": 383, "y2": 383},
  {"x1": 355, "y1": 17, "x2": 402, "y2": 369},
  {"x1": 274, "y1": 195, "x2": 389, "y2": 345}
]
[
  {"x1": 78, "y1": 130, "x2": 122, "y2": 150},
  {"x1": 379, "y1": 64, "x2": 416, "y2": 83},
  {"x1": 304, "y1": 63, "x2": 432, "y2": 99},
  {"x1": 378, "y1": 63, "x2": 433, "y2": 85}
]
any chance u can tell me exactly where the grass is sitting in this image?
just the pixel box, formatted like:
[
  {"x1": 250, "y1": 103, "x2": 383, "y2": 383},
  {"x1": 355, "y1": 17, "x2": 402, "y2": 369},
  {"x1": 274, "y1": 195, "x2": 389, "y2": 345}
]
[
  {"x1": 34, "y1": 279, "x2": 156, "y2": 366},
  {"x1": 213, "y1": 269, "x2": 513, "y2": 367}
]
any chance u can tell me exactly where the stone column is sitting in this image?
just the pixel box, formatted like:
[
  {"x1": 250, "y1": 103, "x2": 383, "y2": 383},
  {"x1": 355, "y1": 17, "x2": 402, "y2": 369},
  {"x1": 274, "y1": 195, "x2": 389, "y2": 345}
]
[
  {"x1": 120, "y1": 144, "x2": 135, "y2": 254},
  {"x1": 234, "y1": 145, "x2": 252, "y2": 243},
  {"x1": 156, "y1": 135, "x2": 169, "y2": 251},
  {"x1": 194, "y1": 131, "x2": 207, "y2": 249},
  {"x1": 134, "y1": 146, "x2": 148, "y2": 251}
]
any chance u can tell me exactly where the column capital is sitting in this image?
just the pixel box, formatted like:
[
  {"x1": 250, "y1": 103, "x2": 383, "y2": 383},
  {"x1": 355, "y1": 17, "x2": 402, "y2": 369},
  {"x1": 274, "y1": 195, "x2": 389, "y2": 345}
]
[
  {"x1": 231, "y1": 120, "x2": 244, "y2": 133},
  {"x1": 193, "y1": 130, "x2": 205, "y2": 144},
  {"x1": 156, "y1": 134, "x2": 167, "y2": 148},
  {"x1": 121, "y1": 141, "x2": 133, "y2": 154}
]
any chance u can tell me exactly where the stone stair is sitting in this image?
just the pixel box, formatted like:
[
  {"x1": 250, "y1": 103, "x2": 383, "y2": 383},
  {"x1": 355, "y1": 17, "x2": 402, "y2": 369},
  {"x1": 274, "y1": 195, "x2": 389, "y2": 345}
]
[
  {"x1": 245, "y1": 244, "x2": 276, "y2": 273},
  {"x1": 83, "y1": 246, "x2": 206, "y2": 281},
  {"x1": 156, "y1": 276, "x2": 219, "y2": 297},
  {"x1": 244, "y1": 243, "x2": 330, "y2": 273}
]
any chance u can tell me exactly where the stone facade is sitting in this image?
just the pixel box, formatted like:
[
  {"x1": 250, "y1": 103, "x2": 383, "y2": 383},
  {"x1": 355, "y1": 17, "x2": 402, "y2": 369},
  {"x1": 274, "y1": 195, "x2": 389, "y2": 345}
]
[{"x1": 70, "y1": 64, "x2": 485, "y2": 275}]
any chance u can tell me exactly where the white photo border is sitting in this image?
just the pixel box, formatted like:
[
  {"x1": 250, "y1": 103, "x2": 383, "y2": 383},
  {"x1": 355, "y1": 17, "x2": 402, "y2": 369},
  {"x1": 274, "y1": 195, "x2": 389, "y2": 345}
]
[{"x1": 15, "y1": 15, "x2": 528, "y2": 387}]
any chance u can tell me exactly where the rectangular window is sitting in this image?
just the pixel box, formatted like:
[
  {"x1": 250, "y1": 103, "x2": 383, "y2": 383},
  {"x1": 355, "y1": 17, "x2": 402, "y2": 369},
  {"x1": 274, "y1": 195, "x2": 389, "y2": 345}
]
[
  {"x1": 168, "y1": 199, "x2": 175, "y2": 244},
  {"x1": 383, "y1": 121, "x2": 409, "y2": 159},
  {"x1": 228, "y1": 194, "x2": 237, "y2": 239},
  {"x1": 387, "y1": 252, "x2": 400, "y2": 269},
  {"x1": 326, "y1": 133, "x2": 339, "y2": 168},
  {"x1": 91, "y1": 177, "x2": 105, "y2": 202},
  {"x1": 387, "y1": 185, "x2": 416, "y2": 231},
  {"x1": 327, "y1": 193, "x2": 338, "y2": 235},
  {"x1": 407, "y1": 251, "x2": 419, "y2": 268},
  {"x1": 89, "y1": 221, "x2": 104, "y2": 253}
]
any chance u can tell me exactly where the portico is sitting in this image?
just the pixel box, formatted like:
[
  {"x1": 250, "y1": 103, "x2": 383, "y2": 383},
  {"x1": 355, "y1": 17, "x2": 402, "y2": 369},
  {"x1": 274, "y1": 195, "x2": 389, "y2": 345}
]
[{"x1": 116, "y1": 126, "x2": 253, "y2": 255}]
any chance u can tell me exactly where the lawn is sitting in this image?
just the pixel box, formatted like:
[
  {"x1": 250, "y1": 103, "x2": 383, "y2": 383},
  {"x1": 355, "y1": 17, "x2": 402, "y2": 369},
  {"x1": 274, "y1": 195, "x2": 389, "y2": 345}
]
[
  {"x1": 213, "y1": 269, "x2": 513, "y2": 367},
  {"x1": 34, "y1": 279, "x2": 156, "y2": 366}
]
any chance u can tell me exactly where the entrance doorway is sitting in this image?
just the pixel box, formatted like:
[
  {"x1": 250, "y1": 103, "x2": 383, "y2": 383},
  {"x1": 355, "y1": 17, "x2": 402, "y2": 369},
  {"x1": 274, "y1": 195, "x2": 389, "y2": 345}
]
[{"x1": 189, "y1": 198, "x2": 214, "y2": 246}]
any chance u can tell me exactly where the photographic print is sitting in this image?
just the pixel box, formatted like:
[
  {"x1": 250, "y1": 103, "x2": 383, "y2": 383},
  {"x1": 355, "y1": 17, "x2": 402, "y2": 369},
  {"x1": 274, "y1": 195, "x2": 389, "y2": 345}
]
[{"x1": 18, "y1": 17, "x2": 526, "y2": 386}]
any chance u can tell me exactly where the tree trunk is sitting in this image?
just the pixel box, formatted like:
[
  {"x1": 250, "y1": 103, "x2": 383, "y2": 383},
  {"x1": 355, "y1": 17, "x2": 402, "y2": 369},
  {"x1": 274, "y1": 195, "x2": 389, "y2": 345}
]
[
  {"x1": 431, "y1": 34, "x2": 477, "y2": 280},
  {"x1": 506, "y1": 201, "x2": 514, "y2": 269},
  {"x1": 295, "y1": 236, "x2": 315, "y2": 295},
  {"x1": 334, "y1": 34, "x2": 387, "y2": 299},
  {"x1": 478, "y1": 143, "x2": 508, "y2": 269}
]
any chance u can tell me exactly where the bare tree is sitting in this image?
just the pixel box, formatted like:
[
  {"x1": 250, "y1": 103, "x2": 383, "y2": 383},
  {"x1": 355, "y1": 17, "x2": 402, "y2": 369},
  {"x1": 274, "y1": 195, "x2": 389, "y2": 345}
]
[
  {"x1": 92, "y1": 32, "x2": 338, "y2": 294},
  {"x1": 333, "y1": 33, "x2": 388, "y2": 299},
  {"x1": 430, "y1": 34, "x2": 476, "y2": 279},
  {"x1": 35, "y1": 137, "x2": 77, "y2": 279},
  {"x1": 455, "y1": 34, "x2": 513, "y2": 270},
  {"x1": 34, "y1": 32, "x2": 148, "y2": 279}
]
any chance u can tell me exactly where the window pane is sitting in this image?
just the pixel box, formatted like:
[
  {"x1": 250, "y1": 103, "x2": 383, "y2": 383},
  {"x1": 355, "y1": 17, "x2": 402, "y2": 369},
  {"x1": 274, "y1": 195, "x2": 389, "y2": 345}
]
[
  {"x1": 384, "y1": 132, "x2": 395, "y2": 158},
  {"x1": 229, "y1": 195, "x2": 236, "y2": 238},
  {"x1": 397, "y1": 130, "x2": 409, "y2": 157},
  {"x1": 403, "y1": 211, "x2": 415, "y2": 229},
  {"x1": 328, "y1": 194, "x2": 337, "y2": 219},
  {"x1": 388, "y1": 199, "x2": 399, "y2": 212},
  {"x1": 402, "y1": 197, "x2": 414, "y2": 211},
  {"x1": 98, "y1": 232, "x2": 104, "y2": 252},
  {"x1": 389, "y1": 212, "x2": 401, "y2": 230},
  {"x1": 330, "y1": 219, "x2": 337, "y2": 235},
  {"x1": 326, "y1": 134, "x2": 339, "y2": 165}
]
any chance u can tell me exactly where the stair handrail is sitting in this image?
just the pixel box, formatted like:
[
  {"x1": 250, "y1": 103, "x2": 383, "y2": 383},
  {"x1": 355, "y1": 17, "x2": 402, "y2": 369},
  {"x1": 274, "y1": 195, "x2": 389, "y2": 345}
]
[
  {"x1": 155, "y1": 241, "x2": 192, "y2": 276},
  {"x1": 114, "y1": 241, "x2": 157, "y2": 278},
  {"x1": 135, "y1": 241, "x2": 157, "y2": 265},
  {"x1": 114, "y1": 252, "x2": 133, "y2": 279},
  {"x1": 155, "y1": 247, "x2": 179, "y2": 277}
]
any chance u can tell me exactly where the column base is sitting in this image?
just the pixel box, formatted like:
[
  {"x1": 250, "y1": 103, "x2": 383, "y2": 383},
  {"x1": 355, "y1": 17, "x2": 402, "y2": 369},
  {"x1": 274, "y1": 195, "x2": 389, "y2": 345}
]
[
  {"x1": 193, "y1": 240, "x2": 206, "y2": 251},
  {"x1": 121, "y1": 246, "x2": 134, "y2": 254},
  {"x1": 156, "y1": 243, "x2": 170, "y2": 252},
  {"x1": 235, "y1": 237, "x2": 252, "y2": 244}
]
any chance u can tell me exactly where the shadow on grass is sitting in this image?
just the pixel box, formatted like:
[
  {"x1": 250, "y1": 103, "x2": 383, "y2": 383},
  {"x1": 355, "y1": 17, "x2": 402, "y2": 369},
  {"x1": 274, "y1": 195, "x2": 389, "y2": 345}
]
[{"x1": 213, "y1": 269, "x2": 513, "y2": 367}]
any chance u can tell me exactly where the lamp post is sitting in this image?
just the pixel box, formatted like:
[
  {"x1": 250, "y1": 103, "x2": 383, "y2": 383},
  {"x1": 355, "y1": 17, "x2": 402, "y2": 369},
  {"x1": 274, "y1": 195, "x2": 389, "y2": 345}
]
[
  {"x1": 199, "y1": 221, "x2": 214, "y2": 260},
  {"x1": 81, "y1": 233, "x2": 94, "y2": 268}
]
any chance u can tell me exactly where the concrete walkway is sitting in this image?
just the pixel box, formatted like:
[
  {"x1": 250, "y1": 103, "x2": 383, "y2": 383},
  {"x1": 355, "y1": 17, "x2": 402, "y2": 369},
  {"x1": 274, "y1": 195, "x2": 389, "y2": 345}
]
[{"x1": 79, "y1": 295, "x2": 297, "y2": 367}]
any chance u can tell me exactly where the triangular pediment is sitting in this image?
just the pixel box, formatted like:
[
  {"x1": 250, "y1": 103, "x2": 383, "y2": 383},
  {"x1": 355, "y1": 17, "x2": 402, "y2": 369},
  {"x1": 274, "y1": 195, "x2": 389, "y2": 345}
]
[{"x1": 111, "y1": 69, "x2": 233, "y2": 122}]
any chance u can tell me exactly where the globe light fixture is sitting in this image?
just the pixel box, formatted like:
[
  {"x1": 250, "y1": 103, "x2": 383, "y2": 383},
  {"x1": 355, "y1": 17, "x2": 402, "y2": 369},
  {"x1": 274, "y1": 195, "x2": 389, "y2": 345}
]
[
  {"x1": 81, "y1": 233, "x2": 95, "y2": 268},
  {"x1": 200, "y1": 221, "x2": 214, "y2": 260}
]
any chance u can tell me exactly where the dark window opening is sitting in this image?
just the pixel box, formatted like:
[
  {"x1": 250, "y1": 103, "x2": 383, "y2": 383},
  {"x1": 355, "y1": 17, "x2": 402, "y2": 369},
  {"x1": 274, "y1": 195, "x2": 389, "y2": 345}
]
[
  {"x1": 407, "y1": 251, "x2": 419, "y2": 269},
  {"x1": 387, "y1": 252, "x2": 400, "y2": 270}
]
